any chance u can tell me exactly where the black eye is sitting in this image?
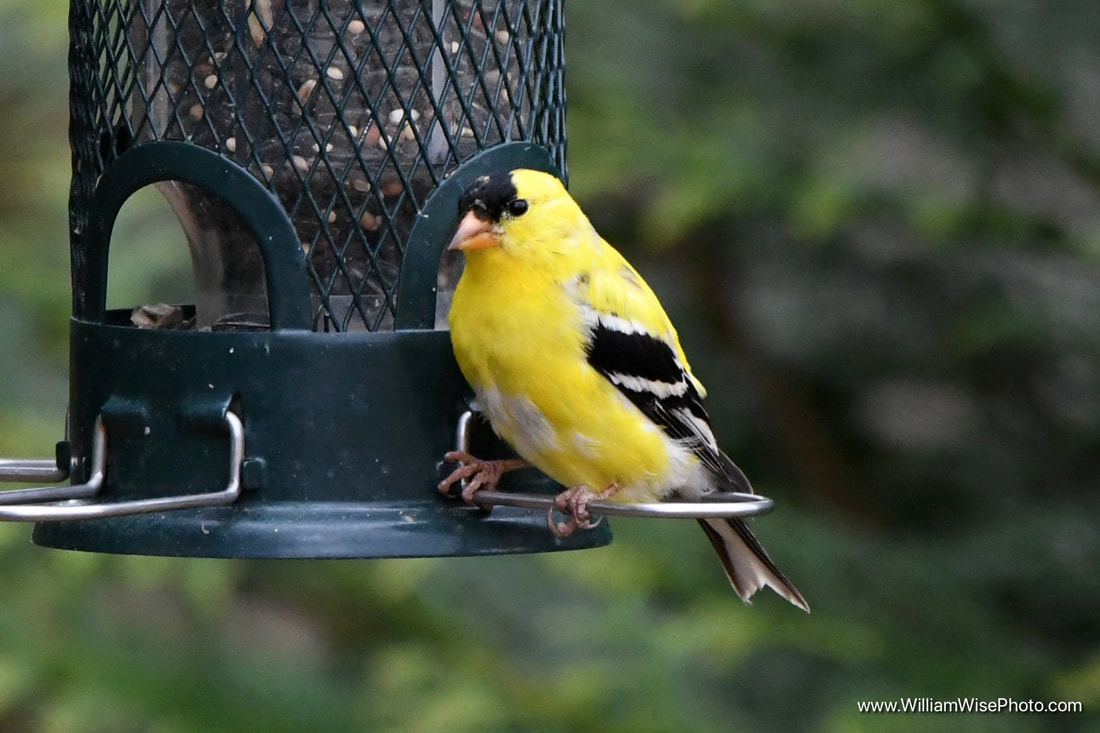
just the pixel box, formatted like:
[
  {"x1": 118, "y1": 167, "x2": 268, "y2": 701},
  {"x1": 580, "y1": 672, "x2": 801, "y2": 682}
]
[{"x1": 506, "y1": 198, "x2": 529, "y2": 217}]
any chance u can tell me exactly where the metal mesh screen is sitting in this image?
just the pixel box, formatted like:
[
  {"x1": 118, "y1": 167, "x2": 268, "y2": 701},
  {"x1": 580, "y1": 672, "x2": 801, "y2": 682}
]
[{"x1": 69, "y1": 0, "x2": 566, "y2": 331}]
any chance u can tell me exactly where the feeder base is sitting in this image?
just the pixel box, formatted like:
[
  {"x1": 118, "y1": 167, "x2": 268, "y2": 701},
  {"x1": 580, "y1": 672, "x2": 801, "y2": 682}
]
[
  {"x1": 32, "y1": 315, "x2": 611, "y2": 558},
  {"x1": 33, "y1": 500, "x2": 609, "y2": 558}
]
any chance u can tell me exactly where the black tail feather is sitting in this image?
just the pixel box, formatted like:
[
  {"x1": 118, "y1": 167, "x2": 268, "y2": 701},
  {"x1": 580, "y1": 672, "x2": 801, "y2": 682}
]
[{"x1": 698, "y1": 517, "x2": 810, "y2": 612}]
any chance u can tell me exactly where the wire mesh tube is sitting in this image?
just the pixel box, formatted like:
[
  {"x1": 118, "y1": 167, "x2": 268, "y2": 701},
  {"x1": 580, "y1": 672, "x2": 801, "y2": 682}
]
[{"x1": 71, "y1": 0, "x2": 565, "y2": 331}]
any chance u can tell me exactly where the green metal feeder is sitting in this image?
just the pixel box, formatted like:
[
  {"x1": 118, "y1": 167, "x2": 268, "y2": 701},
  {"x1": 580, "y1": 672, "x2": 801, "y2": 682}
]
[{"x1": 0, "y1": 0, "x2": 614, "y2": 557}]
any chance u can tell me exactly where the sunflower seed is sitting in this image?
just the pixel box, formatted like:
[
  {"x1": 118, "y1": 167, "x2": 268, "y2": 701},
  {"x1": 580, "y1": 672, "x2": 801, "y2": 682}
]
[
  {"x1": 297, "y1": 78, "x2": 317, "y2": 104},
  {"x1": 360, "y1": 211, "x2": 380, "y2": 231}
]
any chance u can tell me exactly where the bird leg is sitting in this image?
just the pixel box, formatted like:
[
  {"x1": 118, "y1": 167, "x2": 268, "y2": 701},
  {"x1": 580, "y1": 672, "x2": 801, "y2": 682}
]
[
  {"x1": 548, "y1": 484, "x2": 619, "y2": 538},
  {"x1": 438, "y1": 451, "x2": 529, "y2": 504}
]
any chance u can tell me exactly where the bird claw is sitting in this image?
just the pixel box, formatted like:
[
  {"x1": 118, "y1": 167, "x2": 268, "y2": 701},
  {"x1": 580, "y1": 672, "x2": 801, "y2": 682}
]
[
  {"x1": 547, "y1": 507, "x2": 603, "y2": 538},
  {"x1": 547, "y1": 485, "x2": 611, "y2": 538},
  {"x1": 438, "y1": 451, "x2": 528, "y2": 507}
]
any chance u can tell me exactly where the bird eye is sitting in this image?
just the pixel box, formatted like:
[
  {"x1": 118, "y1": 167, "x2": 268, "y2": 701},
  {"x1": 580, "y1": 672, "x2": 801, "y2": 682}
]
[{"x1": 506, "y1": 198, "x2": 529, "y2": 217}]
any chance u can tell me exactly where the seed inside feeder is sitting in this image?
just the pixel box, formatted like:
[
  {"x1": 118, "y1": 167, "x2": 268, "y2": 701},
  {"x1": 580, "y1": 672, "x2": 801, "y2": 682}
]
[
  {"x1": 297, "y1": 79, "x2": 317, "y2": 104},
  {"x1": 127, "y1": 0, "x2": 554, "y2": 331},
  {"x1": 387, "y1": 108, "x2": 420, "y2": 125},
  {"x1": 247, "y1": 14, "x2": 266, "y2": 47}
]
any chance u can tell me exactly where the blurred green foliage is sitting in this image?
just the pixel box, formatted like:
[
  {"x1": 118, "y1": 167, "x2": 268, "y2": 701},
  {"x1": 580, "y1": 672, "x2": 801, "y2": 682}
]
[{"x1": 1, "y1": 0, "x2": 1099, "y2": 730}]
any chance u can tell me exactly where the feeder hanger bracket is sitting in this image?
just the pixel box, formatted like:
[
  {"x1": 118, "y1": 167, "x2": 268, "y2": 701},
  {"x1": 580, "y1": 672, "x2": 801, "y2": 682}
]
[{"x1": 0, "y1": 412, "x2": 245, "y2": 521}]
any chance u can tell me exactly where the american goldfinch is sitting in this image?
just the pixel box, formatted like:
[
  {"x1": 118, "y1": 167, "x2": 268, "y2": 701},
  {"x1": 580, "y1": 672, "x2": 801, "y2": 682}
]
[{"x1": 438, "y1": 169, "x2": 808, "y2": 612}]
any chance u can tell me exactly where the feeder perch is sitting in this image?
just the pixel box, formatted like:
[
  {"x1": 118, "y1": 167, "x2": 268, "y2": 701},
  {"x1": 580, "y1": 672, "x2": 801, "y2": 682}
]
[{"x1": 0, "y1": 0, "x2": 775, "y2": 557}]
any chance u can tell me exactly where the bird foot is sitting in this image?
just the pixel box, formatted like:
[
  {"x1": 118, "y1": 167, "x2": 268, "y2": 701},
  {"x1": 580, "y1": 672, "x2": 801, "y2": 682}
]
[
  {"x1": 548, "y1": 484, "x2": 617, "y2": 538},
  {"x1": 438, "y1": 451, "x2": 528, "y2": 505}
]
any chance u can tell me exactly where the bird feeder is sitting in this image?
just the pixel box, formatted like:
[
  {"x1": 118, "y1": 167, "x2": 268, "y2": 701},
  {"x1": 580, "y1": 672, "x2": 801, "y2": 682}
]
[
  {"x1": 1, "y1": 0, "x2": 780, "y2": 560},
  {"x1": 0, "y1": 0, "x2": 619, "y2": 557}
]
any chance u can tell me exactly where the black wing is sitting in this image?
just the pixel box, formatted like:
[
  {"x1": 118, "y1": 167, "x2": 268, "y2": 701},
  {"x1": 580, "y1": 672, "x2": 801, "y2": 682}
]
[{"x1": 582, "y1": 309, "x2": 731, "y2": 482}]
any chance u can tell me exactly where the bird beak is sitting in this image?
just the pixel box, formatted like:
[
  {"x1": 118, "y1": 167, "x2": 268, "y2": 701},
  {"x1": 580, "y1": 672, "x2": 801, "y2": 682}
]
[{"x1": 448, "y1": 212, "x2": 500, "y2": 251}]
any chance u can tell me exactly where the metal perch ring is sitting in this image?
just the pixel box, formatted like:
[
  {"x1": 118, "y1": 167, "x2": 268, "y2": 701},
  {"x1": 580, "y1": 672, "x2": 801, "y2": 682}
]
[{"x1": 451, "y1": 410, "x2": 775, "y2": 520}]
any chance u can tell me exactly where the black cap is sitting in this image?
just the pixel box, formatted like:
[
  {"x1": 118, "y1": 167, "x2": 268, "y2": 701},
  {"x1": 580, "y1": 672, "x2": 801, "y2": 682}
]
[{"x1": 457, "y1": 172, "x2": 519, "y2": 222}]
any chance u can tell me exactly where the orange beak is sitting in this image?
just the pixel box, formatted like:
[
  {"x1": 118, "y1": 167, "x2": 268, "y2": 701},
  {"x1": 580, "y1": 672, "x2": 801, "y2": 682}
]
[{"x1": 448, "y1": 211, "x2": 500, "y2": 251}]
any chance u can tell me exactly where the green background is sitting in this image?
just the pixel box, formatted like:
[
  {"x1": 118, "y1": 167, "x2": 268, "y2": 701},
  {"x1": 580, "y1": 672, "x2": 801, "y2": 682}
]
[{"x1": 1, "y1": 1, "x2": 1098, "y2": 730}]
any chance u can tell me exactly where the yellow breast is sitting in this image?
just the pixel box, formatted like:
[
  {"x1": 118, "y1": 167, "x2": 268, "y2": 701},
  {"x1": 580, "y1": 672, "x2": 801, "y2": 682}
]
[{"x1": 448, "y1": 250, "x2": 676, "y2": 499}]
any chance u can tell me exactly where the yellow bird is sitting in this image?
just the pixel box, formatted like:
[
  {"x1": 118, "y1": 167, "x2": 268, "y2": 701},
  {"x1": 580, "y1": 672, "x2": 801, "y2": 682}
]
[{"x1": 438, "y1": 169, "x2": 808, "y2": 612}]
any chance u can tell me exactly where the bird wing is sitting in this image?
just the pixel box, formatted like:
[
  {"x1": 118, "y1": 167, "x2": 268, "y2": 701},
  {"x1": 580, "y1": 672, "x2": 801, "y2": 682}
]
[{"x1": 568, "y1": 254, "x2": 733, "y2": 485}]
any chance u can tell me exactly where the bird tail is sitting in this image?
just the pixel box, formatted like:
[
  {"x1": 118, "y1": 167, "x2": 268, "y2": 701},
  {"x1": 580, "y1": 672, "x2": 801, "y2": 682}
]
[{"x1": 697, "y1": 517, "x2": 810, "y2": 613}]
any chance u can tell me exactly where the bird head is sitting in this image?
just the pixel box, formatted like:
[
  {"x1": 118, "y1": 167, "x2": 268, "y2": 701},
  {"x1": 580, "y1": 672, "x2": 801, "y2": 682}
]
[{"x1": 448, "y1": 169, "x2": 594, "y2": 261}]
